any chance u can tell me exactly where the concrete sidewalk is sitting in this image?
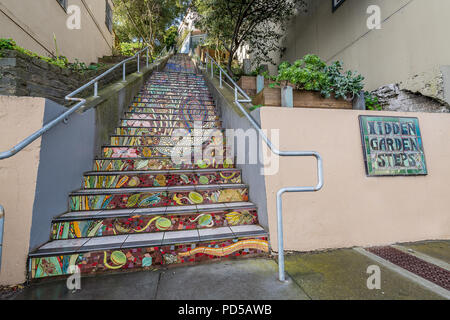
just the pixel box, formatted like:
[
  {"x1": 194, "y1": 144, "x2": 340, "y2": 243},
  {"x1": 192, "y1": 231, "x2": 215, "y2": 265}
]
[
  {"x1": 10, "y1": 259, "x2": 308, "y2": 300},
  {"x1": 7, "y1": 243, "x2": 449, "y2": 300}
]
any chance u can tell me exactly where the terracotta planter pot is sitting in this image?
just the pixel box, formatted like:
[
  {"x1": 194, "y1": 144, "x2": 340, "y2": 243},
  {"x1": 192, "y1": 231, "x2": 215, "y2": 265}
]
[{"x1": 252, "y1": 87, "x2": 353, "y2": 109}]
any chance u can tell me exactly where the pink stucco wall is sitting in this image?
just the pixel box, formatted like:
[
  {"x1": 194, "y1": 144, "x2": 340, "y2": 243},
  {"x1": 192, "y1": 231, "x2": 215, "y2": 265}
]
[{"x1": 260, "y1": 107, "x2": 450, "y2": 252}]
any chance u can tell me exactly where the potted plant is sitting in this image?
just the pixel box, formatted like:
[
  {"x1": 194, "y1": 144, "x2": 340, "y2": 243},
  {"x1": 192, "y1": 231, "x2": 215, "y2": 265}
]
[
  {"x1": 237, "y1": 65, "x2": 278, "y2": 97},
  {"x1": 252, "y1": 54, "x2": 365, "y2": 109}
]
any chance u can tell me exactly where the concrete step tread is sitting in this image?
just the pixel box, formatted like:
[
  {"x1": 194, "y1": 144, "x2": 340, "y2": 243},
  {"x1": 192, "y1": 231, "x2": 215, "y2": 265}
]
[
  {"x1": 30, "y1": 225, "x2": 267, "y2": 257},
  {"x1": 55, "y1": 202, "x2": 257, "y2": 221}
]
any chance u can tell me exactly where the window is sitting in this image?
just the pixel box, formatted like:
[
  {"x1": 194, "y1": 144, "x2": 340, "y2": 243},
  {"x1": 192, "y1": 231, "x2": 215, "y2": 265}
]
[
  {"x1": 332, "y1": 0, "x2": 346, "y2": 12},
  {"x1": 56, "y1": 0, "x2": 68, "y2": 12},
  {"x1": 105, "y1": 0, "x2": 113, "y2": 33}
]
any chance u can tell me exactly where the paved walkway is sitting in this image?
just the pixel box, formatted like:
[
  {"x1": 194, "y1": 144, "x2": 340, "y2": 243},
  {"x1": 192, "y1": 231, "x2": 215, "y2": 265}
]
[{"x1": 7, "y1": 241, "x2": 449, "y2": 300}]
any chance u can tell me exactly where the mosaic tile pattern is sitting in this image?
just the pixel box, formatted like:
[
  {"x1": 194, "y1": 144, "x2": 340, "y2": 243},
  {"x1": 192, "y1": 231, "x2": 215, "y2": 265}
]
[
  {"x1": 120, "y1": 119, "x2": 221, "y2": 128},
  {"x1": 52, "y1": 208, "x2": 258, "y2": 239},
  {"x1": 110, "y1": 135, "x2": 223, "y2": 147},
  {"x1": 84, "y1": 170, "x2": 242, "y2": 189},
  {"x1": 69, "y1": 188, "x2": 249, "y2": 211},
  {"x1": 28, "y1": 54, "x2": 267, "y2": 280},
  {"x1": 31, "y1": 236, "x2": 269, "y2": 279},
  {"x1": 124, "y1": 113, "x2": 219, "y2": 122},
  {"x1": 94, "y1": 158, "x2": 235, "y2": 171},
  {"x1": 102, "y1": 145, "x2": 229, "y2": 159}
]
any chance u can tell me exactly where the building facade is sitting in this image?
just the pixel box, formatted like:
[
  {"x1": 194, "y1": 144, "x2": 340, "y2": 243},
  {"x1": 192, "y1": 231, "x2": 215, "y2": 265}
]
[
  {"x1": 0, "y1": 0, "x2": 114, "y2": 64},
  {"x1": 276, "y1": 0, "x2": 450, "y2": 101}
]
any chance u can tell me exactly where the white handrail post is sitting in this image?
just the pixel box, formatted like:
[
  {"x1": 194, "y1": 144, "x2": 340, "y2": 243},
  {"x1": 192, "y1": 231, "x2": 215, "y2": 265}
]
[
  {"x1": 220, "y1": 69, "x2": 223, "y2": 88},
  {"x1": 277, "y1": 191, "x2": 286, "y2": 282},
  {"x1": 137, "y1": 54, "x2": 141, "y2": 73},
  {"x1": 122, "y1": 63, "x2": 126, "y2": 82},
  {"x1": 211, "y1": 59, "x2": 213, "y2": 78},
  {"x1": 94, "y1": 82, "x2": 99, "y2": 97},
  {"x1": 146, "y1": 48, "x2": 149, "y2": 67}
]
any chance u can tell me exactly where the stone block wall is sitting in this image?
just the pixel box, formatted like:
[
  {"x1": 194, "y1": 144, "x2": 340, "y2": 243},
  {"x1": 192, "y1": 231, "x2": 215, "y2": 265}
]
[{"x1": 0, "y1": 49, "x2": 140, "y2": 105}]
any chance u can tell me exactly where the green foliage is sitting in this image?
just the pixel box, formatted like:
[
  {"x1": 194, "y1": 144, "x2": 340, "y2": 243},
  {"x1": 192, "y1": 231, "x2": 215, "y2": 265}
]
[
  {"x1": 119, "y1": 42, "x2": 143, "y2": 56},
  {"x1": 0, "y1": 38, "x2": 15, "y2": 51},
  {"x1": 249, "y1": 65, "x2": 267, "y2": 76},
  {"x1": 0, "y1": 38, "x2": 104, "y2": 72},
  {"x1": 364, "y1": 91, "x2": 383, "y2": 110},
  {"x1": 268, "y1": 54, "x2": 365, "y2": 100},
  {"x1": 177, "y1": 29, "x2": 190, "y2": 50},
  {"x1": 249, "y1": 104, "x2": 262, "y2": 111},
  {"x1": 192, "y1": 0, "x2": 306, "y2": 74},
  {"x1": 113, "y1": 0, "x2": 188, "y2": 54},
  {"x1": 163, "y1": 26, "x2": 178, "y2": 49}
]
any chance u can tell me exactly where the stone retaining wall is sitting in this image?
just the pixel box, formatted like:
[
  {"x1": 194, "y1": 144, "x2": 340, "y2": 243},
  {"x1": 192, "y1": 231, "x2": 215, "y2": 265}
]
[{"x1": 0, "y1": 49, "x2": 141, "y2": 105}]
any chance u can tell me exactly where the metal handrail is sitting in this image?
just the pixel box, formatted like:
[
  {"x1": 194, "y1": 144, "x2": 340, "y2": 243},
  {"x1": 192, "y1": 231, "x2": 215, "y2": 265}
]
[
  {"x1": 201, "y1": 52, "x2": 324, "y2": 282},
  {"x1": 0, "y1": 46, "x2": 170, "y2": 160}
]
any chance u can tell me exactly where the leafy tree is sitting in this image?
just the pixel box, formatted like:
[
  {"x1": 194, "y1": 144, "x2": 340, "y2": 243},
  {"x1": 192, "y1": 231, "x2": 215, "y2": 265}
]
[
  {"x1": 192, "y1": 0, "x2": 306, "y2": 75},
  {"x1": 113, "y1": 0, "x2": 188, "y2": 53},
  {"x1": 163, "y1": 26, "x2": 179, "y2": 50}
]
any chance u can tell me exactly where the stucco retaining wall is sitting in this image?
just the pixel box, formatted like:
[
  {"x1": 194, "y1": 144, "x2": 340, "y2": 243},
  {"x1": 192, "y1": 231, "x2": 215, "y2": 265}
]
[
  {"x1": 0, "y1": 55, "x2": 171, "y2": 285},
  {"x1": 260, "y1": 107, "x2": 450, "y2": 252}
]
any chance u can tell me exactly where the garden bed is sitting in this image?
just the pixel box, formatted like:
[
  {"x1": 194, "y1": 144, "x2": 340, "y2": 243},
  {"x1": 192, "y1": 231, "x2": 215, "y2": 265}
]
[{"x1": 252, "y1": 87, "x2": 353, "y2": 109}]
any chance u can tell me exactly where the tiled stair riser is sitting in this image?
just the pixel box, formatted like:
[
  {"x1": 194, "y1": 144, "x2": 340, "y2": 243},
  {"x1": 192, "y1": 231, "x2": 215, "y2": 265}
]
[
  {"x1": 119, "y1": 120, "x2": 221, "y2": 128},
  {"x1": 138, "y1": 97, "x2": 214, "y2": 103},
  {"x1": 146, "y1": 80, "x2": 206, "y2": 86},
  {"x1": 128, "y1": 108, "x2": 217, "y2": 116},
  {"x1": 115, "y1": 127, "x2": 225, "y2": 136},
  {"x1": 110, "y1": 135, "x2": 224, "y2": 147},
  {"x1": 139, "y1": 90, "x2": 212, "y2": 97},
  {"x1": 84, "y1": 170, "x2": 242, "y2": 189},
  {"x1": 135, "y1": 99, "x2": 214, "y2": 105},
  {"x1": 52, "y1": 208, "x2": 258, "y2": 240},
  {"x1": 94, "y1": 159, "x2": 235, "y2": 172},
  {"x1": 124, "y1": 113, "x2": 219, "y2": 121},
  {"x1": 102, "y1": 146, "x2": 229, "y2": 159},
  {"x1": 141, "y1": 88, "x2": 210, "y2": 94},
  {"x1": 69, "y1": 188, "x2": 250, "y2": 211},
  {"x1": 31, "y1": 236, "x2": 269, "y2": 279},
  {"x1": 131, "y1": 103, "x2": 216, "y2": 110}
]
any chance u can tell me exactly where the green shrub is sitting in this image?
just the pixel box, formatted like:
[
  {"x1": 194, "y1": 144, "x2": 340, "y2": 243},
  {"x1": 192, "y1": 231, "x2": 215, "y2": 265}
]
[
  {"x1": 0, "y1": 38, "x2": 15, "y2": 51},
  {"x1": 364, "y1": 91, "x2": 383, "y2": 110},
  {"x1": 0, "y1": 38, "x2": 105, "y2": 72},
  {"x1": 119, "y1": 42, "x2": 143, "y2": 56},
  {"x1": 267, "y1": 54, "x2": 365, "y2": 100}
]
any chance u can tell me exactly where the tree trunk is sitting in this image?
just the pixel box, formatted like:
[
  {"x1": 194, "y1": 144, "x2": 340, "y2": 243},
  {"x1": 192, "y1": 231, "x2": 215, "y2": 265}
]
[{"x1": 226, "y1": 51, "x2": 234, "y2": 76}]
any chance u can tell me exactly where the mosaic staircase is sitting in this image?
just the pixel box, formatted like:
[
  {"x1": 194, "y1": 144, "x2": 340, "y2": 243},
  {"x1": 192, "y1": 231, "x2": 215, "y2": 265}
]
[{"x1": 28, "y1": 54, "x2": 269, "y2": 280}]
